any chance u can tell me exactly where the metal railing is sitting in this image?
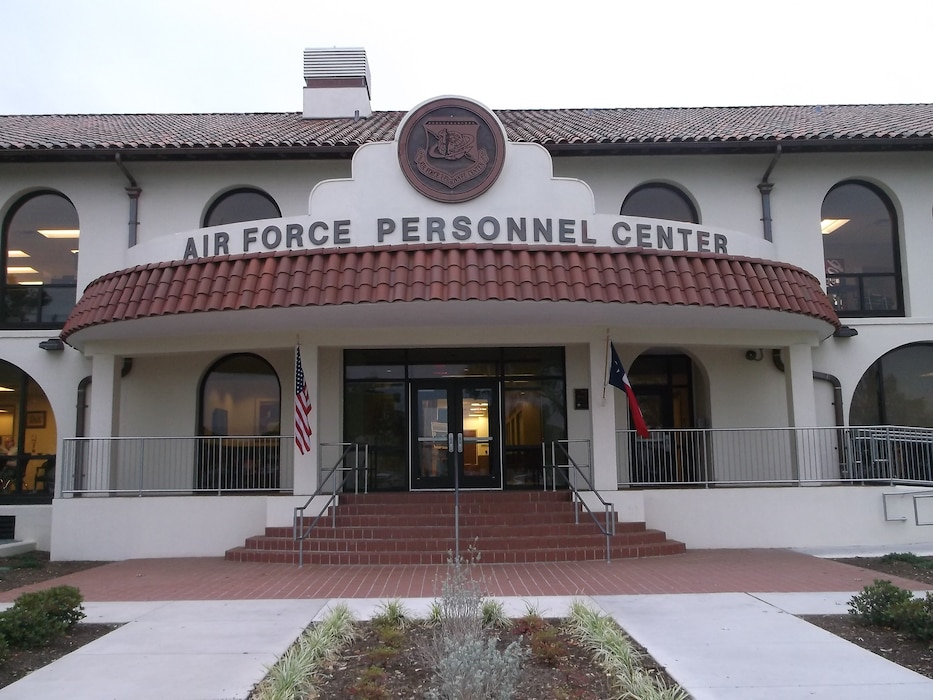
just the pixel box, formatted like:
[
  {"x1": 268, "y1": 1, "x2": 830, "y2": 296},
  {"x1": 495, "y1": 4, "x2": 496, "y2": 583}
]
[
  {"x1": 59, "y1": 436, "x2": 294, "y2": 496},
  {"x1": 542, "y1": 439, "x2": 616, "y2": 562},
  {"x1": 294, "y1": 442, "x2": 369, "y2": 567},
  {"x1": 616, "y1": 425, "x2": 933, "y2": 487}
]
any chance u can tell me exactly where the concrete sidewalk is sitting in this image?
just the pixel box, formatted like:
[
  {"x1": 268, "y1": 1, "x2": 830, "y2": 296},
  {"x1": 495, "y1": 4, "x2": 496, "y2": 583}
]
[{"x1": 1, "y1": 592, "x2": 931, "y2": 700}]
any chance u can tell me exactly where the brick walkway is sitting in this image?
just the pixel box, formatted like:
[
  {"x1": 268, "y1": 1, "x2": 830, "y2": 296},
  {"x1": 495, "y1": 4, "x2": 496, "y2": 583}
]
[{"x1": 1, "y1": 549, "x2": 923, "y2": 602}]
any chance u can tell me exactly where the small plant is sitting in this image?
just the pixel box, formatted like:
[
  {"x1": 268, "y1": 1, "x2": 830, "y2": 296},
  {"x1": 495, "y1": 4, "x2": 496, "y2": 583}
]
[
  {"x1": 348, "y1": 665, "x2": 389, "y2": 699},
  {"x1": 372, "y1": 598, "x2": 410, "y2": 630},
  {"x1": 848, "y1": 579, "x2": 915, "y2": 626},
  {"x1": 481, "y1": 599, "x2": 509, "y2": 629},
  {"x1": 528, "y1": 625, "x2": 565, "y2": 665},
  {"x1": 566, "y1": 599, "x2": 690, "y2": 700},
  {"x1": 253, "y1": 603, "x2": 356, "y2": 700}
]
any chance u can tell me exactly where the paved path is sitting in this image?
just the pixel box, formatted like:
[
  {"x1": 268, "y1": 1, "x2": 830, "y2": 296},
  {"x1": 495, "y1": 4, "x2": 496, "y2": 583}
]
[{"x1": 0, "y1": 549, "x2": 931, "y2": 699}]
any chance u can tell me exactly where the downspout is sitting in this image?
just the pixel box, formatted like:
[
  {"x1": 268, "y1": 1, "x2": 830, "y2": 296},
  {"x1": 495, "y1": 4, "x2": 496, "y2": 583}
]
[
  {"x1": 758, "y1": 145, "x2": 782, "y2": 242},
  {"x1": 114, "y1": 153, "x2": 141, "y2": 247}
]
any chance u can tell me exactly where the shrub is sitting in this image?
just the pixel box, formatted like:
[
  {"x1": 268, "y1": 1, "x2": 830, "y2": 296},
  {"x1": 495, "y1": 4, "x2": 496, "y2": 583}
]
[
  {"x1": 14, "y1": 585, "x2": 85, "y2": 628},
  {"x1": 879, "y1": 552, "x2": 933, "y2": 570},
  {"x1": 847, "y1": 579, "x2": 915, "y2": 626},
  {"x1": 425, "y1": 635, "x2": 529, "y2": 700},
  {"x1": 0, "y1": 585, "x2": 85, "y2": 649},
  {"x1": 886, "y1": 592, "x2": 933, "y2": 642}
]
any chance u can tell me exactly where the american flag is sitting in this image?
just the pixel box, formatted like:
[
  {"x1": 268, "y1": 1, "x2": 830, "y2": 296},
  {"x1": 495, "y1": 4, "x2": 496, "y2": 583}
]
[{"x1": 295, "y1": 346, "x2": 313, "y2": 454}]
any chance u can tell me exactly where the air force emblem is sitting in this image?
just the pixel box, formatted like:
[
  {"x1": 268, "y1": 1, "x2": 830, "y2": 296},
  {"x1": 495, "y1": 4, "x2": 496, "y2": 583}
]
[{"x1": 398, "y1": 98, "x2": 505, "y2": 203}]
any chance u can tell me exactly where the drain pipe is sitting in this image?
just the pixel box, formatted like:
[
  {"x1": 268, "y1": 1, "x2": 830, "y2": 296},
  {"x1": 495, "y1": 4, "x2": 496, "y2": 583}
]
[
  {"x1": 114, "y1": 153, "x2": 141, "y2": 247},
  {"x1": 758, "y1": 145, "x2": 782, "y2": 242}
]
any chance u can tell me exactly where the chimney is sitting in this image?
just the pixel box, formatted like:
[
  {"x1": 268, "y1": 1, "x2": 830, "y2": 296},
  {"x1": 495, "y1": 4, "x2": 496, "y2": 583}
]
[{"x1": 302, "y1": 47, "x2": 372, "y2": 119}]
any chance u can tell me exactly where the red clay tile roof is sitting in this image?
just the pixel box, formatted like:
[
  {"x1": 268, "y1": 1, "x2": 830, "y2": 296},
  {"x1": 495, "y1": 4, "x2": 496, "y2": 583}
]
[
  {"x1": 61, "y1": 244, "x2": 839, "y2": 341},
  {"x1": 3, "y1": 104, "x2": 933, "y2": 159}
]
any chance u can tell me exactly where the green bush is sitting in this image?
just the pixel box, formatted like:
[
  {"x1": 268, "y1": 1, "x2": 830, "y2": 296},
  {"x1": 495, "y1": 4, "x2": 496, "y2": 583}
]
[
  {"x1": 879, "y1": 552, "x2": 933, "y2": 570},
  {"x1": 890, "y1": 593, "x2": 933, "y2": 642},
  {"x1": 847, "y1": 579, "x2": 914, "y2": 626},
  {"x1": 0, "y1": 585, "x2": 85, "y2": 649},
  {"x1": 14, "y1": 585, "x2": 85, "y2": 629}
]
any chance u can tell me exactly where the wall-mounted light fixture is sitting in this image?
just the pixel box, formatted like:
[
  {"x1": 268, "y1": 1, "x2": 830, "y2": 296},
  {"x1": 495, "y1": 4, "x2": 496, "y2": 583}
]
[
  {"x1": 833, "y1": 326, "x2": 859, "y2": 338},
  {"x1": 745, "y1": 349, "x2": 763, "y2": 361},
  {"x1": 38, "y1": 338, "x2": 65, "y2": 351}
]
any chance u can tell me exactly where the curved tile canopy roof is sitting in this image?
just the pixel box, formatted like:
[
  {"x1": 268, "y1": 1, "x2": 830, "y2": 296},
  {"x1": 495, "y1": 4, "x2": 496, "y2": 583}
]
[{"x1": 61, "y1": 244, "x2": 839, "y2": 343}]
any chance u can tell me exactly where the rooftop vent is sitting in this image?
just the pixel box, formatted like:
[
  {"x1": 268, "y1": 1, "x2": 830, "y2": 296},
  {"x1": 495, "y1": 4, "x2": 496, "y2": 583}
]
[{"x1": 302, "y1": 47, "x2": 372, "y2": 119}]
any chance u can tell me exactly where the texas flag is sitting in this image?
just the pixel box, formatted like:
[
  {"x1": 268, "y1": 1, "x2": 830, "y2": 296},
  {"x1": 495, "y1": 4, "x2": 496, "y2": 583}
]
[{"x1": 607, "y1": 343, "x2": 650, "y2": 439}]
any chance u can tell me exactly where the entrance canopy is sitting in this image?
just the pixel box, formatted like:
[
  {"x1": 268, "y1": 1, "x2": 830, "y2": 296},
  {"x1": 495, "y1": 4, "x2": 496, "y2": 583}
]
[{"x1": 61, "y1": 243, "x2": 838, "y2": 348}]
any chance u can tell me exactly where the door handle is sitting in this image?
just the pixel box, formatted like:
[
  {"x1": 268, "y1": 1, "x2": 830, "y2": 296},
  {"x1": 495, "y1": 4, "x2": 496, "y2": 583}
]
[
  {"x1": 448, "y1": 433, "x2": 454, "y2": 452},
  {"x1": 457, "y1": 433, "x2": 463, "y2": 453}
]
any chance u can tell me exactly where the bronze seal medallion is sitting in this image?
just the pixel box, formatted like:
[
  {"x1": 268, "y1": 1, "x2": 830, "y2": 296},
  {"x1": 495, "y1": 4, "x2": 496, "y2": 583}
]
[{"x1": 398, "y1": 97, "x2": 505, "y2": 203}]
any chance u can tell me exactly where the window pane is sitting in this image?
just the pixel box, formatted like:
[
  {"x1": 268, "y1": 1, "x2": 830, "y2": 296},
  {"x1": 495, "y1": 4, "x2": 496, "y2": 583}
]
[
  {"x1": 344, "y1": 381, "x2": 407, "y2": 489},
  {"x1": 851, "y1": 344, "x2": 933, "y2": 427},
  {"x1": 200, "y1": 355, "x2": 280, "y2": 435},
  {"x1": 3, "y1": 193, "x2": 79, "y2": 327},
  {"x1": 204, "y1": 189, "x2": 280, "y2": 227},
  {"x1": 621, "y1": 184, "x2": 698, "y2": 223},
  {"x1": 822, "y1": 182, "x2": 900, "y2": 316}
]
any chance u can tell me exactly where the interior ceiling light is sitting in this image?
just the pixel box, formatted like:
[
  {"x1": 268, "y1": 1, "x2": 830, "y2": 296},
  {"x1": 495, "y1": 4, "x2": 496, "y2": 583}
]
[
  {"x1": 37, "y1": 229, "x2": 80, "y2": 238},
  {"x1": 7, "y1": 266, "x2": 38, "y2": 275},
  {"x1": 17, "y1": 281, "x2": 43, "y2": 286},
  {"x1": 820, "y1": 219, "x2": 849, "y2": 235},
  {"x1": 6, "y1": 250, "x2": 29, "y2": 258},
  {"x1": 0, "y1": 387, "x2": 13, "y2": 392}
]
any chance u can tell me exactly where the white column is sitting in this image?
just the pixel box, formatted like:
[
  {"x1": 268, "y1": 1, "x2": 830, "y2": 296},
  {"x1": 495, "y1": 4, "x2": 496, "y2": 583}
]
[
  {"x1": 292, "y1": 343, "x2": 320, "y2": 495},
  {"x1": 84, "y1": 354, "x2": 121, "y2": 493},
  {"x1": 88, "y1": 353, "x2": 120, "y2": 438},
  {"x1": 784, "y1": 344, "x2": 817, "y2": 428},
  {"x1": 589, "y1": 337, "x2": 618, "y2": 491},
  {"x1": 783, "y1": 344, "x2": 818, "y2": 481}
]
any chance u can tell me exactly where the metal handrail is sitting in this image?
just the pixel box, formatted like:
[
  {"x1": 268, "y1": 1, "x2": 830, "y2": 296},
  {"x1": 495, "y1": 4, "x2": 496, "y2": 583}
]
[
  {"x1": 541, "y1": 439, "x2": 616, "y2": 562},
  {"x1": 293, "y1": 442, "x2": 368, "y2": 567}
]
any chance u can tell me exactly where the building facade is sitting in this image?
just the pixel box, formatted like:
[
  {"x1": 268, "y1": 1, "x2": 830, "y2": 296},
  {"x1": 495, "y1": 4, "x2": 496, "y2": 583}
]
[{"x1": 1, "y1": 50, "x2": 932, "y2": 560}]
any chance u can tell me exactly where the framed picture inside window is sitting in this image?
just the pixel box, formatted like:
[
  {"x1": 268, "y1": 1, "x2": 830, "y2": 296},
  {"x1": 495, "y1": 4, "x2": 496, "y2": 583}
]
[{"x1": 26, "y1": 411, "x2": 46, "y2": 429}]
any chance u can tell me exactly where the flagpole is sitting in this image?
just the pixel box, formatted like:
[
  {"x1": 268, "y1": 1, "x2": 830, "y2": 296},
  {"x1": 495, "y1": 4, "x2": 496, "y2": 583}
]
[{"x1": 602, "y1": 331, "x2": 610, "y2": 402}]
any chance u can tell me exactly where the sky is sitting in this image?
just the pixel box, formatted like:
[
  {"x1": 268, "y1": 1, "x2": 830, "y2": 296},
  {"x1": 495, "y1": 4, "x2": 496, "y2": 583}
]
[{"x1": 2, "y1": 0, "x2": 932, "y2": 115}]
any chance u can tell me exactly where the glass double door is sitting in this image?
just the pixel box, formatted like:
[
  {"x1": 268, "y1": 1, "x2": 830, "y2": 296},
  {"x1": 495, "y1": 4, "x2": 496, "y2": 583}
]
[{"x1": 411, "y1": 380, "x2": 500, "y2": 489}]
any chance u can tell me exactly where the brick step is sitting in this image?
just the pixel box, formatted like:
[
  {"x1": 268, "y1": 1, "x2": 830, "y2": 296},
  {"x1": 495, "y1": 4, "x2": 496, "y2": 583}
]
[
  {"x1": 226, "y1": 540, "x2": 687, "y2": 565},
  {"x1": 225, "y1": 491, "x2": 687, "y2": 565},
  {"x1": 330, "y1": 501, "x2": 580, "y2": 516},
  {"x1": 291, "y1": 511, "x2": 633, "y2": 530},
  {"x1": 337, "y1": 491, "x2": 573, "y2": 505},
  {"x1": 247, "y1": 529, "x2": 669, "y2": 553},
  {"x1": 274, "y1": 520, "x2": 648, "y2": 539}
]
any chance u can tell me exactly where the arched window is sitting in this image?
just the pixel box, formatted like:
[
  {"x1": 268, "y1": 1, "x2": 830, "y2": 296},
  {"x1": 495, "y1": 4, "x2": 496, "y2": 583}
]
[
  {"x1": 851, "y1": 344, "x2": 933, "y2": 427},
  {"x1": 197, "y1": 354, "x2": 282, "y2": 490},
  {"x1": 821, "y1": 181, "x2": 902, "y2": 317},
  {"x1": 199, "y1": 354, "x2": 280, "y2": 436},
  {"x1": 202, "y1": 188, "x2": 281, "y2": 227},
  {"x1": 621, "y1": 183, "x2": 699, "y2": 223},
  {"x1": 0, "y1": 359, "x2": 57, "y2": 501},
  {"x1": 1, "y1": 191, "x2": 79, "y2": 328}
]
